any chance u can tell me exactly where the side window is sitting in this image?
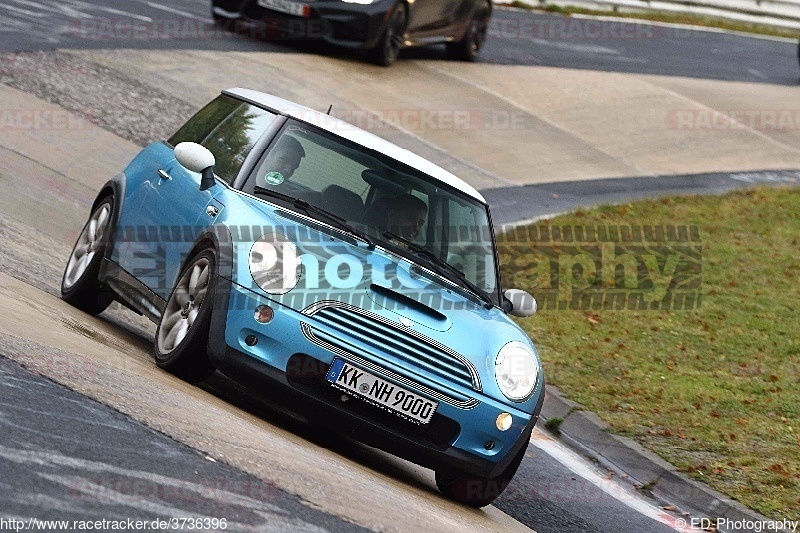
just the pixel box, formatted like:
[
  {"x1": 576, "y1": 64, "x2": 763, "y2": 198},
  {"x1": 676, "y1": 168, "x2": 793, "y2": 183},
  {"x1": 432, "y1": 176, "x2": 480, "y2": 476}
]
[
  {"x1": 168, "y1": 95, "x2": 240, "y2": 147},
  {"x1": 201, "y1": 104, "x2": 276, "y2": 184},
  {"x1": 168, "y1": 94, "x2": 277, "y2": 185},
  {"x1": 445, "y1": 199, "x2": 496, "y2": 292}
]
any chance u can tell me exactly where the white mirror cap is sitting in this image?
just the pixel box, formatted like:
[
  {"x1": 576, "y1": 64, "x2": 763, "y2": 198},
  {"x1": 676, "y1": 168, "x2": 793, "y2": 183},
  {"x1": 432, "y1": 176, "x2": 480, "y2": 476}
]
[
  {"x1": 174, "y1": 142, "x2": 215, "y2": 173},
  {"x1": 504, "y1": 289, "x2": 537, "y2": 317}
]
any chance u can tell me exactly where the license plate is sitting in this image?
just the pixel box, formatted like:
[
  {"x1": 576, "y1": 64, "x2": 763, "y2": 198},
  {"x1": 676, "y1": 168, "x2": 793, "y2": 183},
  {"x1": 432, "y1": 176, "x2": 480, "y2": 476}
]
[
  {"x1": 327, "y1": 359, "x2": 438, "y2": 425},
  {"x1": 257, "y1": 0, "x2": 309, "y2": 17}
]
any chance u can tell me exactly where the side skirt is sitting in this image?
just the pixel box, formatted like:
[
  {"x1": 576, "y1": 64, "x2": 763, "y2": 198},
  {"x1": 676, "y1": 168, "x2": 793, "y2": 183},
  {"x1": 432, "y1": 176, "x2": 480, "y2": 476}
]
[{"x1": 99, "y1": 258, "x2": 165, "y2": 324}]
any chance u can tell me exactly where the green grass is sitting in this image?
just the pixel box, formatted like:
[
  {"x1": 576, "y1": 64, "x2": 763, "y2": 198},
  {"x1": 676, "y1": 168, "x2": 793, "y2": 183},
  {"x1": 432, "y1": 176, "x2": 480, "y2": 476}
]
[
  {"x1": 498, "y1": 187, "x2": 800, "y2": 519},
  {"x1": 507, "y1": 1, "x2": 800, "y2": 39}
]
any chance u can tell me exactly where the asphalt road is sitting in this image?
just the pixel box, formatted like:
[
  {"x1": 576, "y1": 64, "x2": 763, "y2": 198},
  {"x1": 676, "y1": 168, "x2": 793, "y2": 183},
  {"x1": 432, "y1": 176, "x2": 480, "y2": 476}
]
[
  {"x1": 1, "y1": 0, "x2": 796, "y2": 531},
  {"x1": 0, "y1": 0, "x2": 797, "y2": 85},
  {"x1": 0, "y1": 355, "x2": 365, "y2": 532},
  {"x1": 485, "y1": 169, "x2": 800, "y2": 227}
]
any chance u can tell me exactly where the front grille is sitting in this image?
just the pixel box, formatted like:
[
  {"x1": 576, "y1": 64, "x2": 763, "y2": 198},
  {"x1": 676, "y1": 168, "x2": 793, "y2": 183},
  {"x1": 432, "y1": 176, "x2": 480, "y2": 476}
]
[{"x1": 301, "y1": 301, "x2": 481, "y2": 409}]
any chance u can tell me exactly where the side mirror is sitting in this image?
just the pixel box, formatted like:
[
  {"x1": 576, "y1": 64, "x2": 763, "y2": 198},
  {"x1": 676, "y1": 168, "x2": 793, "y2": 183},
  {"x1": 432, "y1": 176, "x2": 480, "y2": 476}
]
[
  {"x1": 503, "y1": 289, "x2": 537, "y2": 317},
  {"x1": 174, "y1": 142, "x2": 216, "y2": 191}
]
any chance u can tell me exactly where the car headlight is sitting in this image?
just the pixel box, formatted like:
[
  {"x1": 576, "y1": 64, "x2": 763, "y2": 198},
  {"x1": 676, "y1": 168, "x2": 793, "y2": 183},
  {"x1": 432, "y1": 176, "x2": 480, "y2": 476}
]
[
  {"x1": 495, "y1": 341, "x2": 539, "y2": 401},
  {"x1": 249, "y1": 233, "x2": 301, "y2": 295}
]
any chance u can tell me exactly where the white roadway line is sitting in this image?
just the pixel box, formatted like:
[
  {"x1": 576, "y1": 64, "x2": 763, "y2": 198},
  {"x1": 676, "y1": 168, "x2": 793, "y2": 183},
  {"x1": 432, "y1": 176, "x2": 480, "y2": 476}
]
[
  {"x1": 0, "y1": 4, "x2": 46, "y2": 18},
  {"x1": 60, "y1": 0, "x2": 153, "y2": 22},
  {"x1": 141, "y1": 1, "x2": 205, "y2": 21},
  {"x1": 10, "y1": 0, "x2": 93, "y2": 19},
  {"x1": 419, "y1": 63, "x2": 653, "y2": 178},
  {"x1": 651, "y1": 83, "x2": 800, "y2": 156},
  {"x1": 528, "y1": 429, "x2": 699, "y2": 532}
]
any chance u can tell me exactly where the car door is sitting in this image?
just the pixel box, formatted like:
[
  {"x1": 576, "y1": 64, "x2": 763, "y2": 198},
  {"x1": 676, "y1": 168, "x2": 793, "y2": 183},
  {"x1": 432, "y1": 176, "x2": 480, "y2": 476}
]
[
  {"x1": 406, "y1": 0, "x2": 459, "y2": 37},
  {"x1": 119, "y1": 95, "x2": 277, "y2": 299}
]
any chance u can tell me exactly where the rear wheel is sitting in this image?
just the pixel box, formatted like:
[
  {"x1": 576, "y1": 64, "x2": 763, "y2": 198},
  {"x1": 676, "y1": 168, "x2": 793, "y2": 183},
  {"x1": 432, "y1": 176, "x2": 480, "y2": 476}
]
[
  {"x1": 446, "y1": 3, "x2": 490, "y2": 62},
  {"x1": 435, "y1": 439, "x2": 527, "y2": 507},
  {"x1": 61, "y1": 197, "x2": 115, "y2": 315},
  {"x1": 370, "y1": 5, "x2": 406, "y2": 66},
  {"x1": 154, "y1": 249, "x2": 217, "y2": 383}
]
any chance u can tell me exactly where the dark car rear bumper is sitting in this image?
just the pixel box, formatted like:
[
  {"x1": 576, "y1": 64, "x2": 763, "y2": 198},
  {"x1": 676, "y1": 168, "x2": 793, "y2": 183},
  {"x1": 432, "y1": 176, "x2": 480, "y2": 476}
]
[{"x1": 212, "y1": 0, "x2": 398, "y2": 49}]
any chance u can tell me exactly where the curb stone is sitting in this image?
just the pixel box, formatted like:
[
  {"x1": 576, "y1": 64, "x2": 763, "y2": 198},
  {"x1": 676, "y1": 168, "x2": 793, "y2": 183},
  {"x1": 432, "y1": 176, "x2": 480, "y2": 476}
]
[{"x1": 540, "y1": 386, "x2": 793, "y2": 533}]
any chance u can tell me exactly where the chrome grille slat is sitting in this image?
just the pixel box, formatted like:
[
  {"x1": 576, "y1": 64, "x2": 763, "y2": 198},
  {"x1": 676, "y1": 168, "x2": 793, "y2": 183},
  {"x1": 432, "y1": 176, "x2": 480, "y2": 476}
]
[
  {"x1": 313, "y1": 325, "x2": 470, "y2": 388},
  {"x1": 301, "y1": 301, "x2": 481, "y2": 392},
  {"x1": 317, "y1": 309, "x2": 473, "y2": 382},
  {"x1": 301, "y1": 323, "x2": 478, "y2": 409}
]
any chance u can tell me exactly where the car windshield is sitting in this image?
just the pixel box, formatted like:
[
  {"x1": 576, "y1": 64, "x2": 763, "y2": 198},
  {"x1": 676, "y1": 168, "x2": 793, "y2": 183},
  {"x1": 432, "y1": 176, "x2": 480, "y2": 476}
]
[{"x1": 243, "y1": 119, "x2": 500, "y2": 305}]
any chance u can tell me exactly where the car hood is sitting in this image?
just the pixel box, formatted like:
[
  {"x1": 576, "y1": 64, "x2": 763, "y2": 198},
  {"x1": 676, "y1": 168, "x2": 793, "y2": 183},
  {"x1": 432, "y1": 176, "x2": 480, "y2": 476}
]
[{"x1": 222, "y1": 194, "x2": 537, "y2": 392}]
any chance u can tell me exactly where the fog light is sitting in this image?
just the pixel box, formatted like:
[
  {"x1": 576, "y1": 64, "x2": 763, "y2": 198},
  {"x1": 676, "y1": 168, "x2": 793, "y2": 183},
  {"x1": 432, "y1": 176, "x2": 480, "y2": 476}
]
[
  {"x1": 484, "y1": 440, "x2": 495, "y2": 450},
  {"x1": 496, "y1": 412, "x2": 512, "y2": 431},
  {"x1": 245, "y1": 335, "x2": 258, "y2": 346},
  {"x1": 254, "y1": 305, "x2": 274, "y2": 324}
]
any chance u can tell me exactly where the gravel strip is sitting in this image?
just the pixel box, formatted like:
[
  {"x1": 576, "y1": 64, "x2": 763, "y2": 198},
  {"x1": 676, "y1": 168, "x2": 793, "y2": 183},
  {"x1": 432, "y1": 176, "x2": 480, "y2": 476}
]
[{"x1": 0, "y1": 50, "x2": 195, "y2": 146}]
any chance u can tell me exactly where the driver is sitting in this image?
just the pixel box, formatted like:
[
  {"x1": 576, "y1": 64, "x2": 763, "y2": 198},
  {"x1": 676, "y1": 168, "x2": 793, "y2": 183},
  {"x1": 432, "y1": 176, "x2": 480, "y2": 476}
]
[{"x1": 386, "y1": 194, "x2": 427, "y2": 241}]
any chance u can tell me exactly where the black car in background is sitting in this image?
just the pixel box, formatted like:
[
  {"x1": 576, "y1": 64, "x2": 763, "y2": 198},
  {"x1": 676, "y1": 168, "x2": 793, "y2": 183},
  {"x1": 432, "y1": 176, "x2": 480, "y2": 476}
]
[{"x1": 212, "y1": 0, "x2": 492, "y2": 65}]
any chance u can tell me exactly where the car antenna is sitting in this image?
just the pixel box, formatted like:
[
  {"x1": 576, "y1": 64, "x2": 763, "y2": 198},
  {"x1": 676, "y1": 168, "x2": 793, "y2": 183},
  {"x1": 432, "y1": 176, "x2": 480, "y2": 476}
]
[{"x1": 326, "y1": 104, "x2": 333, "y2": 115}]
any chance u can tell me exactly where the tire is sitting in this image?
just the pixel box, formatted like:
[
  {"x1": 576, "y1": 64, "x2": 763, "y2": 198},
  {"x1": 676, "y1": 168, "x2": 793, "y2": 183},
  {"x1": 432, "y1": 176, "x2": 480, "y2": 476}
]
[
  {"x1": 370, "y1": 5, "x2": 406, "y2": 67},
  {"x1": 154, "y1": 249, "x2": 217, "y2": 383},
  {"x1": 61, "y1": 197, "x2": 115, "y2": 315},
  {"x1": 211, "y1": 5, "x2": 234, "y2": 31},
  {"x1": 435, "y1": 439, "x2": 528, "y2": 507},
  {"x1": 446, "y1": 4, "x2": 490, "y2": 62}
]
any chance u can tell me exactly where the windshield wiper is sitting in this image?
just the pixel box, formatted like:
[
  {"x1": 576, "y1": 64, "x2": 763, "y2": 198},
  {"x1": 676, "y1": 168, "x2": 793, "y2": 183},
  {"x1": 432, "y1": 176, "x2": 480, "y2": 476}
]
[
  {"x1": 382, "y1": 231, "x2": 494, "y2": 309},
  {"x1": 254, "y1": 186, "x2": 374, "y2": 249}
]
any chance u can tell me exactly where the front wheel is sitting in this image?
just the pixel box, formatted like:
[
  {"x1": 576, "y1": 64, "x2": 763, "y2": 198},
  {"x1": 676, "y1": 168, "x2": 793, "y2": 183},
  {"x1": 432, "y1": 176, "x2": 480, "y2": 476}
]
[
  {"x1": 435, "y1": 439, "x2": 527, "y2": 507},
  {"x1": 370, "y1": 5, "x2": 406, "y2": 66},
  {"x1": 154, "y1": 249, "x2": 217, "y2": 383},
  {"x1": 446, "y1": 4, "x2": 490, "y2": 62},
  {"x1": 61, "y1": 197, "x2": 115, "y2": 315}
]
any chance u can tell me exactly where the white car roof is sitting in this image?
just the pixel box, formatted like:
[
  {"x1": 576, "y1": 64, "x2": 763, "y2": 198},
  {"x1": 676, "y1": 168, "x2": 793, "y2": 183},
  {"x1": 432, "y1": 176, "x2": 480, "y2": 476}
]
[{"x1": 224, "y1": 88, "x2": 486, "y2": 204}]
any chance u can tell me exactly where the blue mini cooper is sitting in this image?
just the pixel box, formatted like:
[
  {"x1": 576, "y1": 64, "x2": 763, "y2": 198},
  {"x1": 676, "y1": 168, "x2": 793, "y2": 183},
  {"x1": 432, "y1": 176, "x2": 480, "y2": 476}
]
[{"x1": 61, "y1": 88, "x2": 543, "y2": 507}]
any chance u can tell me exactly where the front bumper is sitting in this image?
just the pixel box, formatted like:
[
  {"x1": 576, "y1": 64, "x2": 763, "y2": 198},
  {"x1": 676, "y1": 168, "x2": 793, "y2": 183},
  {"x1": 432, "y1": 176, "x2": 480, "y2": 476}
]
[
  {"x1": 208, "y1": 279, "x2": 544, "y2": 478},
  {"x1": 212, "y1": 0, "x2": 397, "y2": 49}
]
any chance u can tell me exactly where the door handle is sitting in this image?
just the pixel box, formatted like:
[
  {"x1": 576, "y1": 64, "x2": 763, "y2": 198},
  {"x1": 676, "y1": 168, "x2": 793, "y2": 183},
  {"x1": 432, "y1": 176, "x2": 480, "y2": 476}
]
[{"x1": 157, "y1": 169, "x2": 171, "y2": 180}]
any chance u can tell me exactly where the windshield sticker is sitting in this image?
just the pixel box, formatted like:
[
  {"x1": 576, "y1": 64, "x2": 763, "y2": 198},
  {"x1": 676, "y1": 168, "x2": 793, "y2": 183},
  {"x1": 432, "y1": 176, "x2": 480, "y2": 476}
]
[{"x1": 264, "y1": 172, "x2": 285, "y2": 185}]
